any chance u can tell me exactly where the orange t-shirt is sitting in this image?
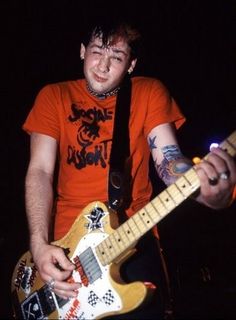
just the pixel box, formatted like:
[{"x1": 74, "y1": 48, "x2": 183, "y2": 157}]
[{"x1": 23, "y1": 77, "x2": 185, "y2": 239}]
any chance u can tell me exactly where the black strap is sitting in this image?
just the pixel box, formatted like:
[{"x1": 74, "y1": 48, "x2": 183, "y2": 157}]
[{"x1": 108, "y1": 75, "x2": 132, "y2": 210}]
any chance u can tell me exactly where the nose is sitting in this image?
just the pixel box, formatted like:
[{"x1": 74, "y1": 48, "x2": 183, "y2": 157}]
[{"x1": 97, "y1": 56, "x2": 110, "y2": 73}]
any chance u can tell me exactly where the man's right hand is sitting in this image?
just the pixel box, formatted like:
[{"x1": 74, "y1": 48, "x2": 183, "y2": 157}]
[{"x1": 31, "y1": 243, "x2": 81, "y2": 299}]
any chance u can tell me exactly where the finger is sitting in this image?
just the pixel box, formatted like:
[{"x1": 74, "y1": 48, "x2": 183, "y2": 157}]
[
  {"x1": 52, "y1": 248, "x2": 75, "y2": 271},
  {"x1": 211, "y1": 147, "x2": 236, "y2": 175},
  {"x1": 53, "y1": 288, "x2": 76, "y2": 299},
  {"x1": 204, "y1": 152, "x2": 227, "y2": 176},
  {"x1": 195, "y1": 160, "x2": 219, "y2": 183},
  {"x1": 210, "y1": 146, "x2": 233, "y2": 162},
  {"x1": 43, "y1": 257, "x2": 74, "y2": 283},
  {"x1": 210, "y1": 148, "x2": 236, "y2": 187},
  {"x1": 56, "y1": 279, "x2": 81, "y2": 292},
  {"x1": 195, "y1": 167, "x2": 218, "y2": 190},
  {"x1": 52, "y1": 281, "x2": 81, "y2": 298},
  {"x1": 46, "y1": 275, "x2": 81, "y2": 293},
  {"x1": 46, "y1": 267, "x2": 73, "y2": 283}
]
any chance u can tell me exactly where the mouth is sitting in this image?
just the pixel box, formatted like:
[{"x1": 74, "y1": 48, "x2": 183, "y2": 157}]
[{"x1": 93, "y1": 73, "x2": 107, "y2": 83}]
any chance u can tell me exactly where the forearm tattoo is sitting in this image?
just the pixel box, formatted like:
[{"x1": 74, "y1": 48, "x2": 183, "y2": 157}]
[
  {"x1": 155, "y1": 144, "x2": 193, "y2": 186},
  {"x1": 148, "y1": 136, "x2": 157, "y2": 150}
]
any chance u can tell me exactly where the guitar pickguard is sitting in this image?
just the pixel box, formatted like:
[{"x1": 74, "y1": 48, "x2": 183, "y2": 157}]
[
  {"x1": 13, "y1": 231, "x2": 123, "y2": 320},
  {"x1": 57, "y1": 232, "x2": 122, "y2": 320}
]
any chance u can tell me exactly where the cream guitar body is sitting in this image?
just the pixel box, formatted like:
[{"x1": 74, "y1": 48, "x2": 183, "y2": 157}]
[{"x1": 11, "y1": 202, "x2": 153, "y2": 319}]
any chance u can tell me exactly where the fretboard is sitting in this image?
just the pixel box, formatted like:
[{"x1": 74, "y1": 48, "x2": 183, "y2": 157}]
[{"x1": 96, "y1": 131, "x2": 236, "y2": 266}]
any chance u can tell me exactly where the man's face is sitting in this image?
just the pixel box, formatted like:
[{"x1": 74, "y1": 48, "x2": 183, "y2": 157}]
[{"x1": 80, "y1": 36, "x2": 137, "y2": 94}]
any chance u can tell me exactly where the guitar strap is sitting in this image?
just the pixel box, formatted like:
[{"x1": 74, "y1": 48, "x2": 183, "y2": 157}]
[
  {"x1": 108, "y1": 74, "x2": 132, "y2": 210},
  {"x1": 108, "y1": 75, "x2": 173, "y2": 317}
]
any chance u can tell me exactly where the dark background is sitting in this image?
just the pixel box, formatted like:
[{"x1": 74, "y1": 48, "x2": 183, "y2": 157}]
[{"x1": 1, "y1": 0, "x2": 236, "y2": 318}]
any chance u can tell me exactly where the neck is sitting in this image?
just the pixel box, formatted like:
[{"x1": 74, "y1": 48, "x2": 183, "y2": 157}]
[{"x1": 86, "y1": 82, "x2": 120, "y2": 100}]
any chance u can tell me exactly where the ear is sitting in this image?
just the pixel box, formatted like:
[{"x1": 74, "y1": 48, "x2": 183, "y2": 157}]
[
  {"x1": 80, "y1": 43, "x2": 86, "y2": 60},
  {"x1": 128, "y1": 58, "x2": 137, "y2": 74}
]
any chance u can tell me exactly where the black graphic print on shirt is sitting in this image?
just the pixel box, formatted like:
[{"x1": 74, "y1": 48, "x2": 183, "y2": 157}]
[{"x1": 67, "y1": 103, "x2": 113, "y2": 170}]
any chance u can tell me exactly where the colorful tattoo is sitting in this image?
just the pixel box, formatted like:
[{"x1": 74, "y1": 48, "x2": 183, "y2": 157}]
[
  {"x1": 156, "y1": 145, "x2": 192, "y2": 186},
  {"x1": 148, "y1": 136, "x2": 157, "y2": 150}
]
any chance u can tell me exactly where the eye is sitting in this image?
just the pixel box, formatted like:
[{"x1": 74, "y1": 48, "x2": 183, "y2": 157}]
[
  {"x1": 112, "y1": 56, "x2": 122, "y2": 62},
  {"x1": 92, "y1": 50, "x2": 102, "y2": 55}
]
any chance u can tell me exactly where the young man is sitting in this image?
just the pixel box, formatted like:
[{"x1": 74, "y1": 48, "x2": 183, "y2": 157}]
[{"x1": 22, "y1": 22, "x2": 236, "y2": 319}]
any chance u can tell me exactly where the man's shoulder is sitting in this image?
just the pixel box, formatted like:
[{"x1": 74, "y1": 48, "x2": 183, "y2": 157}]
[
  {"x1": 131, "y1": 76, "x2": 167, "y2": 92},
  {"x1": 39, "y1": 79, "x2": 85, "y2": 90}
]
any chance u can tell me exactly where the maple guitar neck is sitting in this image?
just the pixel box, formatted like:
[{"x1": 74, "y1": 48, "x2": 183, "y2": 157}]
[{"x1": 96, "y1": 131, "x2": 236, "y2": 266}]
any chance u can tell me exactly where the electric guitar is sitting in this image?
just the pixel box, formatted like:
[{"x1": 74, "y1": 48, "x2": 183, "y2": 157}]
[{"x1": 11, "y1": 131, "x2": 236, "y2": 320}]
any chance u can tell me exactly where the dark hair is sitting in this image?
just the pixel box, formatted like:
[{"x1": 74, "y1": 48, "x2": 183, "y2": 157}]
[{"x1": 82, "y1": 20, "x2": 142, "y2": 59}]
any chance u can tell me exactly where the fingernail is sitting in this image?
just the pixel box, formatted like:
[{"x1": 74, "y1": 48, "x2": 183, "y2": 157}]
[{"x1": 209, "y1": 143, "x2": 219, "y2": 151}]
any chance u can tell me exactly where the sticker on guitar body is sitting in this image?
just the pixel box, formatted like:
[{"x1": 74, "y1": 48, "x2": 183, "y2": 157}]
[
  {"x1": 14, "y1": 259, "x2": 37, "y2": 296},
  {"x1": 84, "y1": 206, "x2": 108, "y2": 232}
]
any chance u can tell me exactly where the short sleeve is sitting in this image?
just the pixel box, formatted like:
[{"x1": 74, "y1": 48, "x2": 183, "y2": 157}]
[
  {"x1": 22, "y1": 84, "x2": 61, "y2": 141},
  {"x1": 143, "y1": 79, "x2": 186, "y2": 137}
]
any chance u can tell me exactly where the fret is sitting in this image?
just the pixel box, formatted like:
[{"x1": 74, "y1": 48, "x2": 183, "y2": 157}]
[
  {"x1": 100, "y1": 229, "x2": 126, "y2": 264},
  {"x1": 96, "y1": 249, "x2": 107, "y2": 266},
  {"x1": 151, "y1": 196, "x2": 167, "y2": 218},
  {"x1": 98, "y1": 240, "x2": 109, "y2": 258},
  {"x1": 118, "y1": 223, "x2": 138, "y2": 251},
  {"x1": 139, "y1": 208, "x2": 153, "y2": 229},
  {"x1": 157, "y1": 194, "x2": 166, "y2": 210},
  {"x1": 220, "y1": 139, "x2": 236, "y2": 157},
  {"x1": 102, "y1": 237, "x2": 117, "y2": 260},
  {"x1": 175, "y1": 176, "x2": 192, "y2": 197},
  {"x1": 119, "y1": 223, "x2": 136, "y2": 242},
  {"x1": 113, "y1": 229, "x2": 126, "y2": 250},
  {"x1": 151, "y1": 196, "x2": 168, "y2": 217},
  {"x1": 184, "y1": 168, "x2": 200, "y2": 192},
  {"x1": 116, "y1": 225, "x2": 129, "y2": 243},
  {"x1": 104, "y1": 236, "x2": 115, "y2": 251},
  {"x1": 98, "y1": 233, "x2": 123, "y2": 265},
  {"x1": 168, "y1": 183, "x2": 185, "y2": 204},
  {"x1": 96, "y1": 242, "x2": 108, "y2": 265},
  {"x1": 181, "y1": 172, "x2": 192, "y2": 187},
  {"x1": 144, "y1": 202, "x2": 161, "y2": 224},
  {"x1": 126, "y1": 218, "x2": 140, "y2": 240},
  {"x1": 109, "y1": 232, "x2": 123, "y2": 253},
  {"x1": 133, "y1": 213, "x2": 148, "y2": 236},
  {"x1": 101, "y1": 219, "x2": 144, "y2": 265},
  {"x1": 159, "y1": 190, "x2": 176, "y2": 211},
  {"x1": 165, "y1": 188, "x2": 177, "y2": 205},
  {"x1": 148, "y1": 201, "x2": 163, "y2": 220}
]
